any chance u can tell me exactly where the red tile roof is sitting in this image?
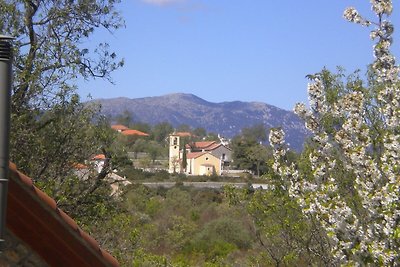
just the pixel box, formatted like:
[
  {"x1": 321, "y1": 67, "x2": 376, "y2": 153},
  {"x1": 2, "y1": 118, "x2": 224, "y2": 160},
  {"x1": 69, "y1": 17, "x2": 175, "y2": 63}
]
[
  {"x1": 187, "y1": 141, "x2": 217, "y2": 150},
  {"x1": 7, "y1": 162, "x2": 119, "y2": 267},
  {"x1": 92, "y1": 154, "x2": 106, "y2": 160},
  {"x1": 72, "y1": 163, "x2": 89, "y2": 169},
  {"x1": 186, "y1": 152, "x2": 207, "y2": 159},
  {"x1": 111, "y1": 125, "x2": 129, "y2": 131},
  {"x1": 206, "y1": 143, "x2": 223, "y2": 151},
  {"x1": 121, "y1": 129, "x2": 149, "y2": 137}
]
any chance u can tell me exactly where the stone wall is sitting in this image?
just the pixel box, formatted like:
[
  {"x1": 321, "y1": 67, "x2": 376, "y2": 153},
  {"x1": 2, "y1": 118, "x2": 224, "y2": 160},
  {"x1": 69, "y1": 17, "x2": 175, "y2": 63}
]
[{"x1": 0, "y1": 229, "x2": 48, "y2": 267}]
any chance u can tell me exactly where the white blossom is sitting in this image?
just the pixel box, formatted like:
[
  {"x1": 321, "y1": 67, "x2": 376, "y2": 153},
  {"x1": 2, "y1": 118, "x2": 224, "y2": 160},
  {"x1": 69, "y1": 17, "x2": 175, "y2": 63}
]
[
  {"x1": 269, "y1": 1, "x2": 400, "y2": 264},
  {"x1": 371, "y1": 0, "x2": 393, "y2": 15}
]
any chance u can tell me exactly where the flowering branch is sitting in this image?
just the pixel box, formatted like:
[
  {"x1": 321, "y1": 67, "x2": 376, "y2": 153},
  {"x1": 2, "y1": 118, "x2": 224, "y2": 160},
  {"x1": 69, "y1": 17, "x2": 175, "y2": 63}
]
[{"x1": 270, "y1": 1, "x2": 400, "y2": 265}]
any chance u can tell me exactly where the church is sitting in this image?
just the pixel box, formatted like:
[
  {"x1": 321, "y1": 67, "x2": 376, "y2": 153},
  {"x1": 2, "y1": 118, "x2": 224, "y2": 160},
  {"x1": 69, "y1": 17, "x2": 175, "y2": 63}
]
[{"x1": 168, "y1": 133, "x2": 232, "y2": 176}]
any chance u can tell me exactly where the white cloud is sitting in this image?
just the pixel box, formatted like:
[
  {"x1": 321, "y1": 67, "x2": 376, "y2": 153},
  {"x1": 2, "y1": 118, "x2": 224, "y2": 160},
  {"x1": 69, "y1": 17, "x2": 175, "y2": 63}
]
[{"x1": 141, "y1": 0, "x2": 185, "y2": 6}]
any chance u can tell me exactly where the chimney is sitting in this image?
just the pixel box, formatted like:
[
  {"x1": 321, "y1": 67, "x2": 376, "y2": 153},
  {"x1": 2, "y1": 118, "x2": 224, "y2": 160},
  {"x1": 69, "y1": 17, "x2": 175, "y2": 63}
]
[{"x1": 0, "y1": 35, "x2": 13, "y2": 251}]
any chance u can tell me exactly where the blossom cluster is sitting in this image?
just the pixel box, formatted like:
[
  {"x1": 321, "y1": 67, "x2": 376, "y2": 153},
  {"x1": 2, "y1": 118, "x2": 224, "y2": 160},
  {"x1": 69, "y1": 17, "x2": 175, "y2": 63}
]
[{"x1": 270, "y1": 1, "x2": 400, "y2": 265}]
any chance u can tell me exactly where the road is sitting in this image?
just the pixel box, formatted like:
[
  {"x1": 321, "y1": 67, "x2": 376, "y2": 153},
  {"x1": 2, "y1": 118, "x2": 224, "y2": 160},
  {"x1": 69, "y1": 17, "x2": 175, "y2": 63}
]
[{"x1": 139, "y1": 182, "x2": 269, "y2": 190}]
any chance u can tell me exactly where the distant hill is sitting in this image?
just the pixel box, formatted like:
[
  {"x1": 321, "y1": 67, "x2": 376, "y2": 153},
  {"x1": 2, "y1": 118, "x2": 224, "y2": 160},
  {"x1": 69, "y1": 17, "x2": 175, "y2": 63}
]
[{"x1": 89, "y1": 93, "x2": 309, "y2": 151}]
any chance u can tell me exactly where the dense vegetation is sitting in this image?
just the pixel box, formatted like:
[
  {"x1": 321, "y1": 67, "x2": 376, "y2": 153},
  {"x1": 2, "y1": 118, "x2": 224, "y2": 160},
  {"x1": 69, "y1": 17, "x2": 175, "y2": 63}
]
[{"x1": 84, "y1": 182, "x2": 332, "y2": 266}]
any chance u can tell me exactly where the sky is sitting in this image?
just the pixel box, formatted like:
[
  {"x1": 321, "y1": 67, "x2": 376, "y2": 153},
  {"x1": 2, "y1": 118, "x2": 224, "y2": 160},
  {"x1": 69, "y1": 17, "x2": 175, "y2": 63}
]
[{"x1": 77, "y1": 0, "x2": 400, "y2": 110}]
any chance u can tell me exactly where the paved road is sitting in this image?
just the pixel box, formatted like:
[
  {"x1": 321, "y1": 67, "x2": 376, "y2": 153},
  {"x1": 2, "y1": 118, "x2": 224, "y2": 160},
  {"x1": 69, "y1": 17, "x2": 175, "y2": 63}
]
[{"x1": 139, "y1": 182, "x2": 269, "y2": 190}]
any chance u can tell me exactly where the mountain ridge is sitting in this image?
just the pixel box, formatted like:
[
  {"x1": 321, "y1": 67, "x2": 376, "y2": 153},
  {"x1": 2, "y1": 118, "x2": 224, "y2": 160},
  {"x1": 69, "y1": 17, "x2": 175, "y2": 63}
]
[{"x1": 89, "y1": 93, "x2": 309, "y2": 151}]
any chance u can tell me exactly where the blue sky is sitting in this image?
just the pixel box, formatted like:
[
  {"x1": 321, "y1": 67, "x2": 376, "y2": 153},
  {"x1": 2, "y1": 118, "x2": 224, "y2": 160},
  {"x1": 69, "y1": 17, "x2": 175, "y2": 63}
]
[{"x1": 78, "y1": 0, "x2": 400, "y2": 110}]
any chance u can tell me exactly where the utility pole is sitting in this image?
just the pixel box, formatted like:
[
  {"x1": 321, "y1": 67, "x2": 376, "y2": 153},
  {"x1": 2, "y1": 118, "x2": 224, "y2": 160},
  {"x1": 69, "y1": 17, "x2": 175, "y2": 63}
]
[{"x1": 0, "y1": 35, "x2": 13, "y2": 251}]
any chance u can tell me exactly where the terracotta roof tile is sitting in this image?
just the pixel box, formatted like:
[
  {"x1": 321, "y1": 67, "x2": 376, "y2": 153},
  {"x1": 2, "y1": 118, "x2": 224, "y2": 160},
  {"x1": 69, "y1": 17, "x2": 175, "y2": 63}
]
[
  {"x1": 187, "y1": 141, "x2": 217, "y2": 150},
  {"x1": 14, "y1": 170, "x2": 33, "y2": 188},
  {"x1": 121, "y1": 129, "x2": 149, "y2": 136},
  {"x1": 79, "y1": 229, "x2": 100, "y2": 251},
  {"x1": 57, "y1": 208, "x2": 79, "y2": 230},
  {"x1": 33, "y1": 186, "x2": 57, "y2": 210},
  {"x1": 72, "y1": 163, "x2": 89, "y2": 169},
  {"x1": 111, "y1": 125, "x2": 129, "y2": 131},
  {"x1": 206, "y1": 143, "x2": 222, "y2": 150},
  {"x1": 92, "y1": 154, "x2": 106, "y2": 160},
  {"x1": 7, "y1": 162, "x2": 119, "y2": 267},
  {"x1": 101, "y1": 249, "x2": 119, "y2": 267}
]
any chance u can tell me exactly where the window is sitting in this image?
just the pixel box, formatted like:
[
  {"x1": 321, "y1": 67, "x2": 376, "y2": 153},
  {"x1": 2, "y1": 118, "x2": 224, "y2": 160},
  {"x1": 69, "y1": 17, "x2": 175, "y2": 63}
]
[
  {"x1": 205, "y1": 157, "x2": 209, "y2": 160},
  {"x1": 173, "y1": 137, "x2": 178, "y2": 146}
]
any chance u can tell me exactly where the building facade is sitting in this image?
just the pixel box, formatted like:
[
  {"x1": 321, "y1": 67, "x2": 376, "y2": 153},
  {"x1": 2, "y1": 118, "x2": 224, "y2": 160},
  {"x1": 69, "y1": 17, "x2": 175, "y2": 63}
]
[{"x1": 168, "y1": 134, "x2": 231, "y2": 175}]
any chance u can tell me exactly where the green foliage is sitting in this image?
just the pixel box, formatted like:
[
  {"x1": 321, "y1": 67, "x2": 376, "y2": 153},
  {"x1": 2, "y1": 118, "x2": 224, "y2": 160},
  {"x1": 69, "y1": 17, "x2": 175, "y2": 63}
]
[
  {"x1": 101, "y1": 186, "x2": 263, "y2": 266},
  {"x1": 130, "y1": 138, "x2": 147, "y2": 157},
  {"x1": 176, "y1": 124, "x2": 191, "y2": 132},
  {"x1": 12, "y1": 94, "x2": 96, "y2": 181},
  {"x1": 163, "y1": 215, "x2": 197, "y2": 251},
  {"x1": 146, "y1": 141, "x2": 165, "y2": 163},
  {"x1": 204, "y1": 132, "x2": 220, "y2": 141},
  {"x1": 192, "y1": 127, "x2": 207, "y2": 138},
  {"x1": 190, "y1": 217, "x2": 252, "y2": 251},
  {"x1": 131, "y1": 121, "x2": 152, "y2": 134},
  {"x1": 3, "y1": 0, "x2": 126, "y2": 223},
  {"x1": 87, "y1": 212, "x2": 141, "y2": 265},
  {"x1": 248, "y1": 189, "x2": 316, "y2": 265},
  {"x1": 1, "y1": 0, "x2": 124, "y2": 114},
  {"x1": 152, "y1": 122, "x2": 174, "y2": 144},
  {"x1": 118, "y1": 167, "x2": 173, "y2": 183},
  {"x1": 231, "y1": 133, "x2": 273, "y2": 176},
  {"x1": 115, "y1": 110, "x2": 133, "y2": 126},
  {"x1": 225, "y1": 179, "x2": 332, "y2": 266},
  {"x1": 132, "y1": 249, "x2": 170, "y2": 267},
  {"x1": 241, "y1": 124, "x2": 268, "y2": 143}
]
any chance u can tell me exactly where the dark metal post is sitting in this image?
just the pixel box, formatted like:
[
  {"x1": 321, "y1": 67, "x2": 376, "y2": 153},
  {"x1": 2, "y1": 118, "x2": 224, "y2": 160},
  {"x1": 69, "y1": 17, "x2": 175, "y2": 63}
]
[{"x1": 0, "y1": 35, "x2": 13, "y2": 251}]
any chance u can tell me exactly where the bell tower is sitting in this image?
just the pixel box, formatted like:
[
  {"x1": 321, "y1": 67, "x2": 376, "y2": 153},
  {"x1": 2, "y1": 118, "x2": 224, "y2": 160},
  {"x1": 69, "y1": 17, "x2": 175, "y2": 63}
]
[{"x1": 169, "y1": 134, "x2": 181, "y2": 173}]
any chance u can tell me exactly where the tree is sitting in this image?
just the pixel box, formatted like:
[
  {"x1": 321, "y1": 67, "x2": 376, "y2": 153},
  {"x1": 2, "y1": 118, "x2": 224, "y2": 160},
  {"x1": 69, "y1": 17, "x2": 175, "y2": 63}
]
[
  {"x1": 247, "y1": 189, "x2": 331, "y2": 266},
  {"x1": 270, "y1": 2, "x2": 400, "y2": 265},
  {"x1": 152, "y1": 122, "x2": 174, "y2": 144},
  {"x1": 241, "y1": 124, "x2": 268, "y2": 143},
  {"x1": 2, "y1": 0, "x2": 124, "y2": 172},
  {"x1": 1, "y1": 0, "x2": 126, "y2": 220},
  {"x1": 192, "y1": 127, "x2": 207, "y2": 139},
  {"x1": 146, "y1": 141, "x2": 163, "y2": 164},
  {"x1": 131, "y1": 122, "x2": 151, "y2": 134},
  {"x1": 204, "y1": 132, "x2": 220, "y2": 142},
  {"x1": 247, "y1": 144, "x2": 271, "y2": 177},
  {"x1": 181, "y1": 144, "x2": 187, "y2": 172},
  {"x1": 231, "y1": 125, "x2": 273, "y2": 175},
  {"x1": 176, "y1": 124, "x2": 191, "y2": 133},
  {"x1": 231, "y1": 136, "x2": 256, "y2": 171},
  {"x1": 1, "y1": 0, "x2": 123, "y2": 113},
  {"x1": 131, "y1": 138, "x2": 147, "y2": 159},
  {"x1": 115, "y1": 110, "x2": 133, "y2": 126}
]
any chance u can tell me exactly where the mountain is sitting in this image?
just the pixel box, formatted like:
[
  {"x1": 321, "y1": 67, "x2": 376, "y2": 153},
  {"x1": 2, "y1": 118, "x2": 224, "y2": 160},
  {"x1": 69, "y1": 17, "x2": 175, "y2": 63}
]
[{"x1": 90, "y1": 93, "x2": 309, "y2": 151}]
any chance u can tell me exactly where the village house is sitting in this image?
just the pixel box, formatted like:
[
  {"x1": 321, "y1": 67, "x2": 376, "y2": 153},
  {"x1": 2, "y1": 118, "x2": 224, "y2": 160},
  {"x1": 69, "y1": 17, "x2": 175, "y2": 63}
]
[
  {"x1": 111, "y1": 124, "x2": 149, "y2": 137},
  {"x1": 111, "y1": 124, "x2": 129, "y2": 132},
  {"x1": 71, "y1": 154, "x2": 131, "y2": 197}
]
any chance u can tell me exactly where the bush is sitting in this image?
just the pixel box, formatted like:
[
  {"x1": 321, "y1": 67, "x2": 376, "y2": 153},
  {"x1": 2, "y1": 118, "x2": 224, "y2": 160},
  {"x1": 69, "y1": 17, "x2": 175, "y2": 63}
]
[{"x1": 187, "y1": 217, "x2": 252, "y2": 258}]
